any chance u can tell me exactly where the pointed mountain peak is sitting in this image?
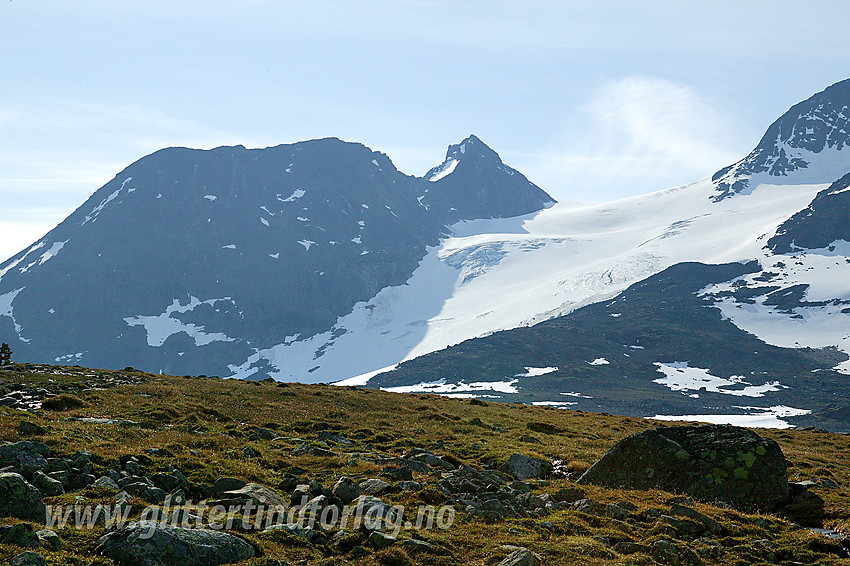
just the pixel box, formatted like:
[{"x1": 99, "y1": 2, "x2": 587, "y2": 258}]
[
  {"x1": 712, "y1": 77, "x2": 850, "y2": 201},
  {"x1": 420, "y1": 135, "x2": 555, "y2": 222},
  {"x1": 426, "y1": 134, "x2": 505, "y2": 182}
]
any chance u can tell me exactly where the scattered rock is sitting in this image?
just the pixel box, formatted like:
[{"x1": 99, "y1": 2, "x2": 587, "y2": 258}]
[
  {"x1": 146, "y1": 448, "x2": 175, "y2": 458},
  {"x1": 31, "y1": 470, "x2": 64, "y2": 496},
  {"x1": 498, "y1": 548, "x2": 542, "y2": 566},
  {"x1": 579, "y1": 424, "x2": 789, "y2": 512},
  {"x1": 318, "y1": 430, "x2": 353, "y2": 445},
  {"x1": 613, "y1": 541, "x2": 650, "y2": 555},
  {"x1": 332, "y1": 476, "x2": 362, "y2": 504},
  {"x1": 0, "y1": 442, "x2": 51, "y2": 479},
  {"x1": 17, "y1": 422, "x2": 47, "y2": 437},
  {"x1": 151, "y1": 470, "x2": 189, "y2": 493},
  {"x1": 97, "y1": 521, "x2": 256, "y2": 566},
  {"x1": 652, "y1": 539, "x2": 703, "y2": 566},
  {"x1": 0, "y1": 473, "x2": 46, "y2": 523},
  {"x1": 0, "y1": 522, "x2": 41, "y2": 548},
  {"x1": 669, "y1": 504, "x2": 725, "y2": 535},
  {"x1": 782, "y1": 483, "x2": 825, "y2": 527},
  {"x1": 360, "y1": 478, "x2": 392, "y2": 495},
  {"x1": 36, "y1": 529, "x2": 62, "y2": 550},
  {"x1": 241, "y1": 446, "x2": 261, "y2": 458},
  {"x1": 92, "y1": 476, "x2": 121, "y2": 491},
  {"x1": 10, "y1": 551, "x2": 46, "y2": 566},
  {"x1": 213, "y1": 477, "x2": 246, "y2": 494},
  {"x1": 399, "y1": 539, "x2": 433, "y2": 553},
  {"x1": 573, "y1": 499, "x2": 628, "y2": 521},
  {"x1": 64, "y1": 417, "x2": 139, "y2": 426},
  {"x1": 218, "y1": 483, "x2": 288, "y2": 507},
  {"x1": 367, "y1": 531, "x2": 397, "y2": 549},
  {"x1": 248, "y1": 428, "x2": 279, "y2": 441},
  {"x1": 552, "y1": 487, "x2": 585, "y2": 503},
  {"x1": 499, "y1": 454, "x2": 552, "y2": 480}
]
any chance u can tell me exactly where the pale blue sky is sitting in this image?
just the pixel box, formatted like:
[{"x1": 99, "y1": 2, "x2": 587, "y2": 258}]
[{"x1": 2, "y1": 1, "x2": 849, "y2": 261}]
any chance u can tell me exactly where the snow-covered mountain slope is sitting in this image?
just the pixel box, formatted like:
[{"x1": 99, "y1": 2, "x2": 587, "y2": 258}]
[
  {"x1": 249, "y1": 177, "x2": 829, "y2": 383},
  {"x1": 0, "y1": 136, "x2": 553, "y2": 377}
]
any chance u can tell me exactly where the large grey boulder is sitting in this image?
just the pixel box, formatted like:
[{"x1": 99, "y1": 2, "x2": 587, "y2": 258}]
[
  {"x1": 499, "y1": 454, "x2": 552, "y2": 480},
  {"x1": 578, "y1": 424, "x2": 789, "y2": 512},
  {"x1": 0, "y1": 473, "x2": 46, "y2": 523},
  {"x1": 97, "y1": 521, "x2": 256, "y2": 566}
]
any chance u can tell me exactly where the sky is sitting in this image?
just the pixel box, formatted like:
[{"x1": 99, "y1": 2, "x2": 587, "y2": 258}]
[{"x1": 2, "y1": 1, "x2": 850, "y2": 263}]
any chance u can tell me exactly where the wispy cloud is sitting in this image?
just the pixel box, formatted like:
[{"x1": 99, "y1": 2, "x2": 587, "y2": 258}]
[{"x1": 523, "y1": 77, "x2": 747, "y2": 201}]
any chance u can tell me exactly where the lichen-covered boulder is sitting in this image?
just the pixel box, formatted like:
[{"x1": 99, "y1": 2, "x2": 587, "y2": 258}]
[
  {"x1": 97, "y1": 521, "x2": 256, "y2": 566},
  {"x1": 578, "y1": 424, "x2": 789, "y2": 511}
]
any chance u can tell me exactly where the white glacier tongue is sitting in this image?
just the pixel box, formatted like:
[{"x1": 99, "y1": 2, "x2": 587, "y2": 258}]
[{"x1": 229, "y1": 178, "x2": 830, "y2": 383}]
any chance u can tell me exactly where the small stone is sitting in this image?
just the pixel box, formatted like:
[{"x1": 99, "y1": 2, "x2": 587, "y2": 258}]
[
  {"x1": 242, "y1": 446, "x2": 261, "y2": 458},
  {"x1": 30, "y1": 470, "x2": 64, "y2": 497},
  {"x1": 367, "y1": 531, "x2": 397, "y2": 549},
  {"x1": 499, "y1": 454, "x2": 552, "y2": 480},
  {"x1": 17, "y1": 422, "x2": 47, "y2": 437},
  {"x1": 0, "y1": 523, "x2": 41, "y2": 548},
  {"x1": 36, "y1": 529, "x2": 62, "y2": 550},
  {"x1": 399, "y1": 539, "x2": 433, "y2": 553},
  {"x1": 359, "y1": 478, "x2": 392, "y2": 495},
  {"x1": 781, "y1": 488, "x2": 825, "y2": 527},
  {"x1": 552, "y1": 486, "x2": 585, "y2": 503},
  {"x1": 146, "y1": 448, "x2": 175, "y2": 458},
  {"x1": 213, "y1": 477, "x2": 246, "y2": 494},
  {"x1": 92, "y1": 476, "x2": 120, "y2": 491},
  {"x1": 10, "y1": 551, "x2": 46, "y2": 566},
  {"x1": 248, "y1": 428, "x2": 279, "y2": 441},
  {"x1": 498, "y1": 548, "x2": 542, "y2": 566},
  {"x1": 0, "y1": 473, "x2": 46, "y2": 523},
  {"x1": 332, "y1": 476, "x2": 362, "y2": 504}
]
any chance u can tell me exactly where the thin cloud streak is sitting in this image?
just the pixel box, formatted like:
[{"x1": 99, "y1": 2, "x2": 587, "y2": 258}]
[{"x1": 523, "y1": 77, "x2": 746, "y2": 201}]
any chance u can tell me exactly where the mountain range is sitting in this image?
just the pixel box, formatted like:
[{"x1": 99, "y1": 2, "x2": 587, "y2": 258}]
[{"x1": 2, "y1": 79, "x2": 850, "y2": 430}]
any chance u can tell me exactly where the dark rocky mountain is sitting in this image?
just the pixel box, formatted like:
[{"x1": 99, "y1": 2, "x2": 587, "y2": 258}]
[
  {"x1": 421, "y1": 134, "x2": 551, "y2": 223},
  {"x1": 0, "y1": 136, "x2": 554, "y2": 377},
  {"x1": 713, "y1": 78, "x2": 850, "y2": 200},
  {"x1": 768, "y1": 172, "x2": 850, "y2": 253}
]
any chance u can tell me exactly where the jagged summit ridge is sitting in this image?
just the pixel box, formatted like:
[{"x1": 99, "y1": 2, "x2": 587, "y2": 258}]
[
  {"x1": 713, "y1": 78, "x2": 850, "y2": 201},
  {"x1": 420, "y1": 135, "x2": 555, "y2": 223}
]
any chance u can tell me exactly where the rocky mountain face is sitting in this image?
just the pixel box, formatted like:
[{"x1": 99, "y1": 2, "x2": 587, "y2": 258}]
[
  {"x1": 713, "y1": 78, "x2": 850, "y2": 200},
  {"x1": 768, "y1": 172, "x2": 850, "y2": 253},
  {"x1": 0, "y1": 136, "x2": 554, "y2": 377}
]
